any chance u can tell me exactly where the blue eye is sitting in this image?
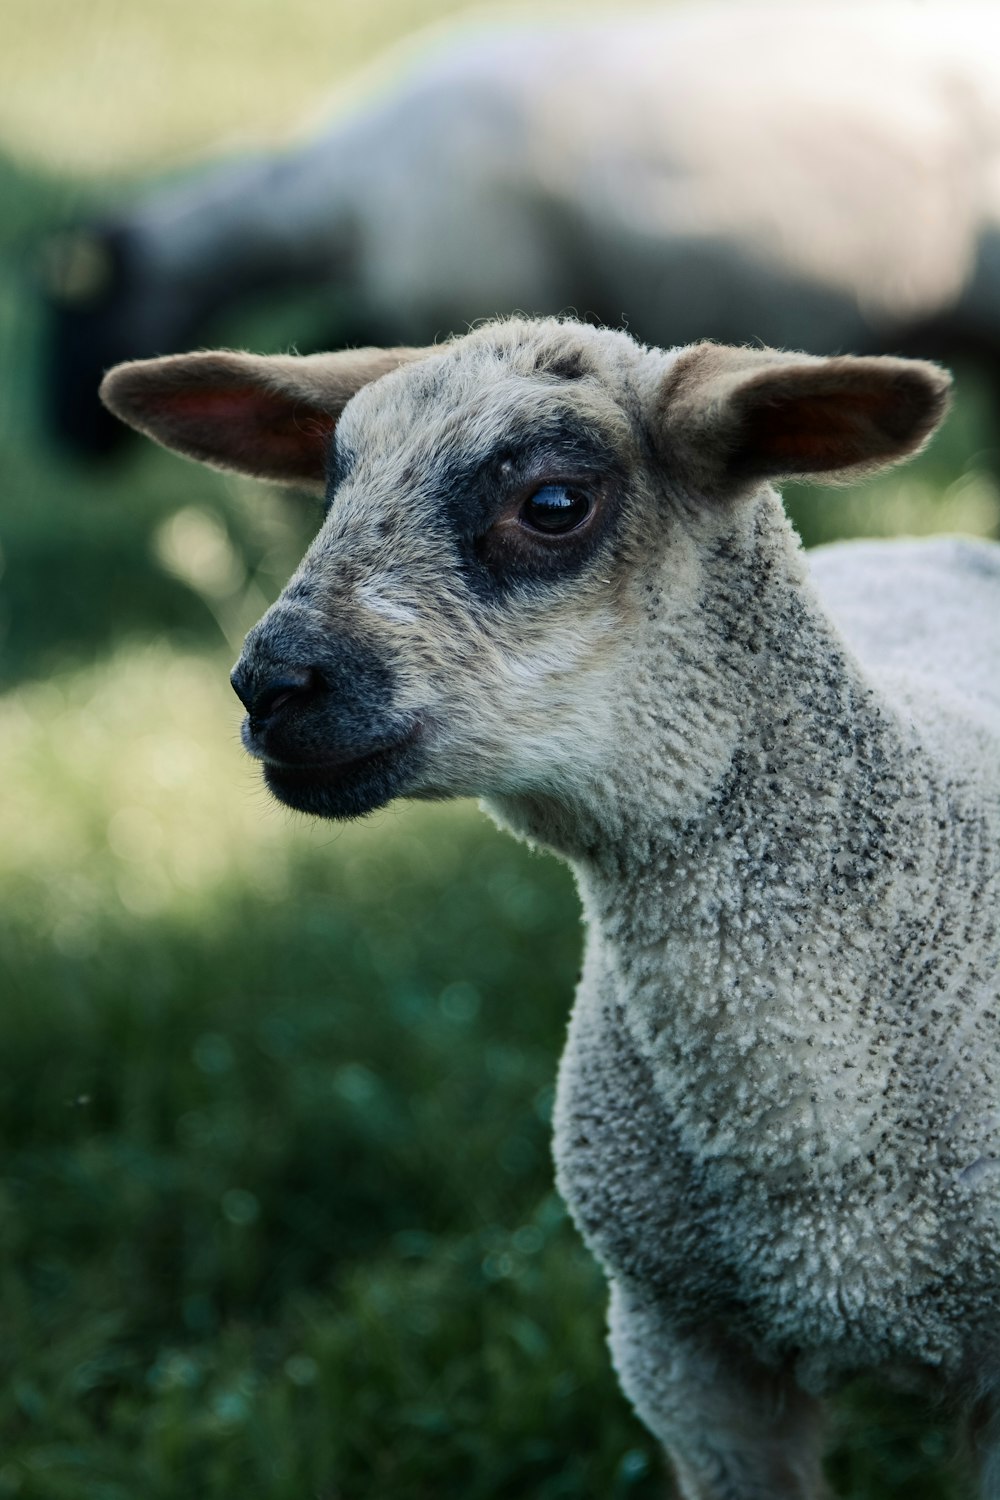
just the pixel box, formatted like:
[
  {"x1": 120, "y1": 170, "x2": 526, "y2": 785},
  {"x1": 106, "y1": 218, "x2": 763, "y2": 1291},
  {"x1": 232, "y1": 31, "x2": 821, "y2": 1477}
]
[{"x1": 520, "y1": 484, "x2": 592, "y2": 535}]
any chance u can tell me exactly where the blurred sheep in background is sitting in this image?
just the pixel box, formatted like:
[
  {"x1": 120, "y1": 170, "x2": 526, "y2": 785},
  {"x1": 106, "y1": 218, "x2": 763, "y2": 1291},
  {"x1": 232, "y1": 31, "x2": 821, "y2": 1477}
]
[{"x1": 41, "y1": 1, "x2": 1000, "y2": 458}]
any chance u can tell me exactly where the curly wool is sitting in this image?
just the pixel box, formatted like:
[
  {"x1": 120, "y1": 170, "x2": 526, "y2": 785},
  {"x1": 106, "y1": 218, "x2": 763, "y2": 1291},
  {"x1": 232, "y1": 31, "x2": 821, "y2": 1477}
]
[{"x1": 553, "y1": 520, "x2": 1000, "y2": 1395}]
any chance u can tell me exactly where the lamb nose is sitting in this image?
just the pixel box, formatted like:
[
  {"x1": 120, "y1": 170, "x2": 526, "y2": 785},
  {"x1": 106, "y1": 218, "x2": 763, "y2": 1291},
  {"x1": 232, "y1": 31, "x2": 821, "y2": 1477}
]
[{"x1": 230, "y1": 664, "x2": 320, "y2": 723}]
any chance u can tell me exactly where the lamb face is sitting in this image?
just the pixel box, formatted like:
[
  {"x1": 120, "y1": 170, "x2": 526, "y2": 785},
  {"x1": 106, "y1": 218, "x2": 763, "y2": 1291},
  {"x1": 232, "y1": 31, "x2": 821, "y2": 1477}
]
[
  {"x1": 101, "y1": 322, "x2": 698, "y2": 822},
  {"x1": 234, "y1": 328, "x2": 696, "y2": 822},
  {"x1": 101, "y1": 319, "x2": 949, "y2": 836}
]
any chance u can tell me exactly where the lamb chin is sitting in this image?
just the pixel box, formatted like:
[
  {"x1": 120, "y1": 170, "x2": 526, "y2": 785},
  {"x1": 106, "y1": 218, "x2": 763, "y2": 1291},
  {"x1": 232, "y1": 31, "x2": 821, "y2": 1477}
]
[{"x1": 262, "y1": 738, "x2": 422, "y2": 820}]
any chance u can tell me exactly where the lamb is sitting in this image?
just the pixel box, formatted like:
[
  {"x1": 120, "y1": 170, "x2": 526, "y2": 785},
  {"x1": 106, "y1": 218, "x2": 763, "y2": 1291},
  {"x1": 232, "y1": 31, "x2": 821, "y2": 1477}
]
[
  {"x1": 48, "y1": 1, "x2": 1000, "y2": 458},
  {"x1": 99, "y1": 316, "x2": 1000, "y2": 1499}
]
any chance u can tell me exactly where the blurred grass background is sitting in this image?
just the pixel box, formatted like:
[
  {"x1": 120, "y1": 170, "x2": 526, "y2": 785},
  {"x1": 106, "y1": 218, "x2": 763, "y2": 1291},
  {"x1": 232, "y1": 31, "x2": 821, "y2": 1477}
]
[{"x1": 0, "y1": 2, "x2": 997, "y2": 1497}]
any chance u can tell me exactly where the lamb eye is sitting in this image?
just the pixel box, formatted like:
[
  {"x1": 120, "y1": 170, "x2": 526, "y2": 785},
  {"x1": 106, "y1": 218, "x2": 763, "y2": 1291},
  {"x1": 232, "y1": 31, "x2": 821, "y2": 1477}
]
[{"x1": 520, "y1": 484, "x2": 592, "y2": 535}]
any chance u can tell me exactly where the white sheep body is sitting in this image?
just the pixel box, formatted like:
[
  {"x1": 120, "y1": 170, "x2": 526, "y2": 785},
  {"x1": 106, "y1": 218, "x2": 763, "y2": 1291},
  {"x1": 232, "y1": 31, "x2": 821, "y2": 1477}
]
[
  {"x1": 106, "y1": 3, "x2": 1000, "y2": 346},
  {"x1": 554, "y1": 528, "x2": 1000, "y2": 1403}
]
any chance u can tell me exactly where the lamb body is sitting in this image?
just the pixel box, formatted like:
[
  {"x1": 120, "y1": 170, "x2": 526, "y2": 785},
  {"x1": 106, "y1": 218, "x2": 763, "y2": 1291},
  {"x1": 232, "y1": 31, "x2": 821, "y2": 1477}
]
[
  {"x1": 556, "y1": 528, "x2": 1000, "y2": 1467},
  {"x1": 100, "y1": 319, "x2": 1000, "y2": 1497},
  {"x1": 49, "y1": 1, "x2": 1000, "y2": 457}
]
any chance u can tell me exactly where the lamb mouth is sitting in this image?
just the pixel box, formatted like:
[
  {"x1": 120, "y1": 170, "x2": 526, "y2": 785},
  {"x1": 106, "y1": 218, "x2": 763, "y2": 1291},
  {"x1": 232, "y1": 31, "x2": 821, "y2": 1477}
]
[{"x1": 262, "y1": 729, "x2": 423, "y2": 820}]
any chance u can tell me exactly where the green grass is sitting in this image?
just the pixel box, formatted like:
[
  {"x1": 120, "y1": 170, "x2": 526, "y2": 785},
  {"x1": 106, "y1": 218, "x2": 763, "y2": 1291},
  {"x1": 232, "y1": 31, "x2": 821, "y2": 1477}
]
[
  {"x1": 1, "y1": 6, "x2": 998, "y2": 1494},
  {"x1": 1, "y1": 754, "x2": 642, "y2": 1499}
]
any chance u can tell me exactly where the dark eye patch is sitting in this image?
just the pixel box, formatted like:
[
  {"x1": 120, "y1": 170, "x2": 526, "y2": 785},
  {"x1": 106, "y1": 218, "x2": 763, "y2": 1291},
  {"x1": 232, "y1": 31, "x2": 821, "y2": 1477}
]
[
  {"x1": 448, "y1": 419, "x2": 626, "y2": 598},
  {"x1": 439, "y1": 414, "x2": 620, "y2": 531},
  {"x1": 320, "y1": 405, "x2": 628, "y2": 598}
]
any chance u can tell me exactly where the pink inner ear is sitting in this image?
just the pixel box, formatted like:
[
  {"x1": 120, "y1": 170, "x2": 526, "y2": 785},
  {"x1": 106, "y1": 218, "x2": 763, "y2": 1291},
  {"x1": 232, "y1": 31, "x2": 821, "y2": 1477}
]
[{"x1": 160, "y1": 383, "x2": 335, "y2": 482}]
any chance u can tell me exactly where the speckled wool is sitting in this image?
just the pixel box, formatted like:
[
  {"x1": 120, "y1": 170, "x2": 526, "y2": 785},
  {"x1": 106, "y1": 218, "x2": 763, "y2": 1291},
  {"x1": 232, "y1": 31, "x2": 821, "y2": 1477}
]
[
  {"x1": 549, "y1": 520, "x2": 1000, "y2": 1494},
  {"x1": 100, "y1": 317, "x2": 999, "y2": 1497}
]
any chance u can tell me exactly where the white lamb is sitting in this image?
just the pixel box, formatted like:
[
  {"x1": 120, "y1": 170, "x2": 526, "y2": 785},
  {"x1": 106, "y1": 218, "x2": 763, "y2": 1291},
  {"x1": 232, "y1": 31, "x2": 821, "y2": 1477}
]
[{"x1": 100, "y1": 317, "x2": 1000, "y2": 1499}]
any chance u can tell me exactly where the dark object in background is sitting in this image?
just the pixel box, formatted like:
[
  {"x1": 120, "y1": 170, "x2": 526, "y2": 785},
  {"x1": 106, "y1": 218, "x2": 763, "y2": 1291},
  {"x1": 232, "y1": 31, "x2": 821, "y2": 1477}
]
[
  {"x1": 43, "y1": 223, "x2": 207, "y2": 458},
  {"x1": 41, "y1": 2, "x2": 1000, "y2": 459}
]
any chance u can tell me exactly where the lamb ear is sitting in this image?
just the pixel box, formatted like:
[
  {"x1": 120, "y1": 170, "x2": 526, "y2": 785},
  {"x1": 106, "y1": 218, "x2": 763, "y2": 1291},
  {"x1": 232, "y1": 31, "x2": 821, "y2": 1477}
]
[
  {"x1": 656, "y1": 343, "x2": 952, "y2": 502},
  {"x1": 99, "y1": 345, "x2": 435, "y2": 489}
]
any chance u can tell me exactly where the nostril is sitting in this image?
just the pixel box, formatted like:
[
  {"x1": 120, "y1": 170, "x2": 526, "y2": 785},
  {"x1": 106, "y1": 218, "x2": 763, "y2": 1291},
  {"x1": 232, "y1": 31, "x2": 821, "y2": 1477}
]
[
  {"x1": 249, "y1": 666, "x2": 322, "y2": 726},
  {"x1": 230, "y1": 664, "x2": 253, "y2": 711}
]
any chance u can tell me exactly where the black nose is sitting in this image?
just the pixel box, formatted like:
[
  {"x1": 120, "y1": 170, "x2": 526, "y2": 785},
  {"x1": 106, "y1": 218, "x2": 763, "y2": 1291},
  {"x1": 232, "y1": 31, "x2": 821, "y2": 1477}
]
[{"x1": 230, "y1": 662, "x2": 321, "y2": 725}]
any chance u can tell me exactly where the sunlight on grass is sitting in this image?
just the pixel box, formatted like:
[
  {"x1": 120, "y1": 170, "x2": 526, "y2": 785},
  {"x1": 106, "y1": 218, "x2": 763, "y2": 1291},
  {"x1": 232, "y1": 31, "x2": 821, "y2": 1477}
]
[
  {"x1": 0, "y1": 640, "x2": 485, "y2": 935},
  {"x1": 1, "y1": 0, "x2": 468, "y2": 173},
  {"x1": 0, "y1": 0, "x2": 665, "y2": 175}
]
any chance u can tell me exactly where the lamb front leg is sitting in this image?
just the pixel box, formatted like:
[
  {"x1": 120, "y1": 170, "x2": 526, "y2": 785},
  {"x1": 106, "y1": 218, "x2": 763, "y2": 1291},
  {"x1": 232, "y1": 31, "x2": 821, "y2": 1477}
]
[{"x1": 608, "y1": 1278, "x2": 831, "y2": 1500}]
